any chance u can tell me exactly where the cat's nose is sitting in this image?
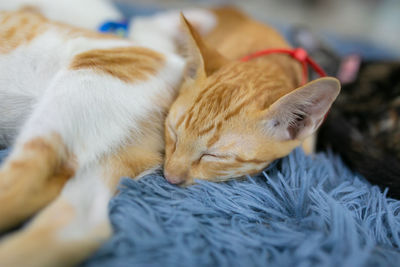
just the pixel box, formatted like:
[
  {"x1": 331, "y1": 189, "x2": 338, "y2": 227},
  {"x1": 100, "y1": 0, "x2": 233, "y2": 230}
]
[{"x1": 163, "y1": 170, "x2": 186, "y2": 185}]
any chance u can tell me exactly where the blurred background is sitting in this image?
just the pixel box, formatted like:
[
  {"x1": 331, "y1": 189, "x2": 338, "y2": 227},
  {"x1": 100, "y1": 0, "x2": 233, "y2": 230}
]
[{"x1": 115, "y1": 0, "x2": 400, "y2": 57}]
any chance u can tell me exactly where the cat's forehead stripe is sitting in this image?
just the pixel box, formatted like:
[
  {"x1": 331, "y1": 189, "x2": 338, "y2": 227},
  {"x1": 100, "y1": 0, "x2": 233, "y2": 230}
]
[
  {"x1": 206, "y1": 132, "x2": 221, "y2": 147},
  {"x1": 183, "y1": 67, "x2": 266, "y2": 132},
  {"x1": 181, "y1": 80, "x2": 221, "y2": 130},
  {"x1": 223, "y1": 96, "x2": 254, "y2": 121},
  {"x1": 198, "y1": 124, "x2": 214, "y2": 135}
]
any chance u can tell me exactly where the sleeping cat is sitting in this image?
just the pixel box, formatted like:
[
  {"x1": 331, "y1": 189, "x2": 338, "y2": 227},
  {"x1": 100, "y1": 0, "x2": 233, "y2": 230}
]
[
  {"x1": 163, "y1": 8, "x2": 341, "y2": 185},
  {"x1": 0, "y1": 8, "x2": 213, "y2": 267}
]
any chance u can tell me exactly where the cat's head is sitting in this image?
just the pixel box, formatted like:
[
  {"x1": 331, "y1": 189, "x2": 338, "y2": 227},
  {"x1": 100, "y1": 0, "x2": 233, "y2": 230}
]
[{"x1": 164, "y1": 16, "x2": 340, "y2": 185}]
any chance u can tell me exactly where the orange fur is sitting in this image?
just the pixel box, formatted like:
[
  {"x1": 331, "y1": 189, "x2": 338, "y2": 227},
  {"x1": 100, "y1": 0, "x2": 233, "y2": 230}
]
[
  {"x1": 207, "y1": 7, "x2": 293, "y2": 58},
  {"x1": 0, "y1": 10, "x2": 47, "y2": 54},
  {"x1": 0, "y1": 197, "x2": 111, "y2": 267},
  {"x1": 0, "y1": 134, "x2": 73, "y2": 231},
  {"x1": 164, "y1": 7, "x2": 340, "y2": 185},
  {"x1": 70, "y1": 47, "x2": 165, "y2": 83},
  {"x1": 103, "y1": 114, "x2": 166, "y2": 189}
]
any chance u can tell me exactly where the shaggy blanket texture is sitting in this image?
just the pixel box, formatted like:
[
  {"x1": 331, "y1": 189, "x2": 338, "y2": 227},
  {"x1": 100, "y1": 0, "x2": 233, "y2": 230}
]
[
  {"x1": 78, "y1": 149, "x2": 398, "y2": 267},
  {"x1": 2, "y1": 147, "x2": 400, "y2": 267},
  {"x1": 1, "y1": 149, "x2": 399, "y2": 266}
]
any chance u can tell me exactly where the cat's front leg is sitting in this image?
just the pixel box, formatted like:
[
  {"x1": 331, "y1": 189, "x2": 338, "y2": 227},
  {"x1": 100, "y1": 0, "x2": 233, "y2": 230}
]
[
  {"x1": 0, "y1": 70, "x2": 102, "y2": 231},
  {"x1": 0, "y1": 132, "x2": 73, "y2": 231},
  {"x1": 0, "y1": 143, "x2": 163, "y2": 267},
  {"x1": 0, "y1": 162, "x2": 113, "y2": 267}
]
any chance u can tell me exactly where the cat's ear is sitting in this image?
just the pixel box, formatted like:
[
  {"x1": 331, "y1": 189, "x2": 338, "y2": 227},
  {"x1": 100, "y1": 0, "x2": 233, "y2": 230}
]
[
  {"x1": 263, "y1": 77, "x2": 341, "y2": 141},
  {"x1": 180, "y1": 13, "x2": 228, "y2": 79}
]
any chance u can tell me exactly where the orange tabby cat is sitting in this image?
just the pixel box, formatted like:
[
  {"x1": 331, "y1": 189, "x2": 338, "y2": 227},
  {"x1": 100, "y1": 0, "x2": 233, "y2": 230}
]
[{"x1": 164, "y1": 8, "x2": 341, "y2": 185}]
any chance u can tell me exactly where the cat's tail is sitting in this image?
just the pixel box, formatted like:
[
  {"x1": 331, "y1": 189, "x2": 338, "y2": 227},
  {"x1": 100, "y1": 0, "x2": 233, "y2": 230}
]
[{"x1": 318, "y1": 110, "x2": 400, "y2": 199}]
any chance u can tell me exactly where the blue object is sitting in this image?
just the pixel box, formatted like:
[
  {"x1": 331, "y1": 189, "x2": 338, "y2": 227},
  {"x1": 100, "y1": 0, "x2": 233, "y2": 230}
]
[
  {"x1": 2, "y1": 148, "x2": 399, "y2": 266},
  {"x1": 0, "y1": 149, "x2": 8, "y2": 160},
  {"x1": 73, "y1": 148, "x2": 399, "y2": 267},
  {"x1": 98, "y1": 20, "x2": 129, "y2": 37}
]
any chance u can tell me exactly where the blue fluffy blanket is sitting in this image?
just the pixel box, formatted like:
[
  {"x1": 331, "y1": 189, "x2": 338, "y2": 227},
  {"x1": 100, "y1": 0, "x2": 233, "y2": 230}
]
[
  {"x1": 77, "y1": 149, "x2": 399, "y2": 267},
  {"x1": 2, "y1": 148, "x2": 399, "y2": 266}
]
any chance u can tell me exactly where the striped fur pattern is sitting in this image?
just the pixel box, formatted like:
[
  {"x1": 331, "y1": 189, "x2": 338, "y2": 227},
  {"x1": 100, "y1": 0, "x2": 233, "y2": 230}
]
[
  {"x1": 163, "y1": 8, "x2": 341, "y2": 185},
  {"x1": 0, "y1": 8, "x2": 217, "y2": 267}
]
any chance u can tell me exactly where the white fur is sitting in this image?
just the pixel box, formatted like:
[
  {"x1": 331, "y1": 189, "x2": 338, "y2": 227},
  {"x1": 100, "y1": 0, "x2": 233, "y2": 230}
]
[
  {"x1": 58, "y1": 163, "x2": 112, "y2": 241},
  {"x1": 0, "y1": 23, "x2": 184, "y2": 234},
  {"x1": 0, "y1": 29, "x2": 132, "y2": 146}
]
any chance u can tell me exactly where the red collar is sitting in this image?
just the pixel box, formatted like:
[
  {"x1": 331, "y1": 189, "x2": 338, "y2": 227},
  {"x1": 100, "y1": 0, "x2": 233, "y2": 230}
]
[{"x1": 240, "y1": 48, "x2": 326, "y2": 85}]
